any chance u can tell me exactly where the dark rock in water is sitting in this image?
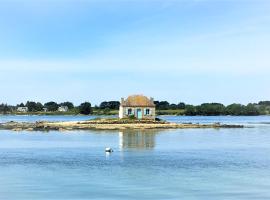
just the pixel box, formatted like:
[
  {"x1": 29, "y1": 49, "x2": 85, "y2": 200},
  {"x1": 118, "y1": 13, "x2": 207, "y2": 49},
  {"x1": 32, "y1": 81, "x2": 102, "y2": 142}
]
[{"x1": 215, "y1": 124, "x2": 244, "y2": 128}]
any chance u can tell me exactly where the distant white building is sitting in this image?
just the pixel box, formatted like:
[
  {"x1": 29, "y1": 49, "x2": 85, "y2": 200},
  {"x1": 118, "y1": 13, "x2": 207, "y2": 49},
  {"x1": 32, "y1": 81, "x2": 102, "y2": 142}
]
[
  {"x1": 17, "y1": 107, "x2": 28, "y2": 112},
  {"x1": 58, "y1": 106, "x2": 68, "y2": 112},
  {"x1": 43, "y1": 108, "x2": 48, "y2": 112}
]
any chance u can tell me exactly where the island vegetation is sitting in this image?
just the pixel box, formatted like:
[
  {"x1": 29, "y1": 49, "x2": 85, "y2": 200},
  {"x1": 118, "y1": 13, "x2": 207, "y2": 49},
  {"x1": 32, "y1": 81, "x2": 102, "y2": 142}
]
[{"x1": 0, "y1": 100, "x2": 270, "y2": 116}]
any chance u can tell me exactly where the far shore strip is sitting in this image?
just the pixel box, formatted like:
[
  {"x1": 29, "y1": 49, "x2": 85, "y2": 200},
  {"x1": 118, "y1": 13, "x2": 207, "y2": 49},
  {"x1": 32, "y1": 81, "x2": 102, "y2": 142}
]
[{"x1": 0, "y1": 119, "x2": 244, "y2": 131}]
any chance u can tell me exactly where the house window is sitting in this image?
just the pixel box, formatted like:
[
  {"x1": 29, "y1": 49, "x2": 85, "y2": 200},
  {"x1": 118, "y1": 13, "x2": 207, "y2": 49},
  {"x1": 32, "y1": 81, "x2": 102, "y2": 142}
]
[
  {"x1": 145, "y1": 108, "x2": 150, "y2": 115},
  {"x1": 127, "y1": 108, "x2": 132, "y2": 115}
]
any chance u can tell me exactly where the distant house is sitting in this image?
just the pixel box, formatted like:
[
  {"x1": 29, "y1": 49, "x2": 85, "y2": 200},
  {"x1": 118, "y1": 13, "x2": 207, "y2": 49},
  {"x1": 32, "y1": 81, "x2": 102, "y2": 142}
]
[
  {"x1": 119, "y1": 95, "x2": 156, "y2": 119},
  {"x1": 43, "y1": 108, "x2": 48, "y2": 112},
  {"x1": 58, "y1": 106, "x2": 68, "y2": 112},
  {"x1": 17, "y1": 107, "x2": 28, "y2": 112}
]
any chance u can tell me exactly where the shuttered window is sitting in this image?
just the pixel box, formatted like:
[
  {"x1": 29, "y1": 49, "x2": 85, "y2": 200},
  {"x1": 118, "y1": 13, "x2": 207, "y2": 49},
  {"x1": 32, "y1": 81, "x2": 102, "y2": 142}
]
[
  {"x1": 145, "y1": 108, "x2": 150, "y2": 115},
  {"x1": 128, "y1": 108, "x2": 132, "y2": 115}
]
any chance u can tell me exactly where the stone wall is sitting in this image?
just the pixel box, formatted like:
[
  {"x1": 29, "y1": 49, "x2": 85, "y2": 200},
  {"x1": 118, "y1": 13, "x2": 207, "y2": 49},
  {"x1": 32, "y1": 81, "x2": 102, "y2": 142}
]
[{"x1": 119, "y1": 106, "x2": 155, "y2": 119}]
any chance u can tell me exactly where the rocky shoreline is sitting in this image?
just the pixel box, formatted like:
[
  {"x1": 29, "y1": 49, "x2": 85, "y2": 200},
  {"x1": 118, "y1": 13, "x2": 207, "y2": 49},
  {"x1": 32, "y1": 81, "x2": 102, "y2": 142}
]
[{"x1": 0, "y1": 118, "x2": 244, "y2": 131}]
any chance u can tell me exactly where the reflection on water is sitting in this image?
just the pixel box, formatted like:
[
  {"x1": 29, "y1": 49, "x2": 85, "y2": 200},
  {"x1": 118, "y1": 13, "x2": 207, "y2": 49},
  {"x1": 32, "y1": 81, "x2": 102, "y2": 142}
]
[
  {"x1": 119, "y1": 130, "x2": 159, "y2": 150},
  {"x1": 1, "y1": 116, "x2": 270, "y2": 199}
]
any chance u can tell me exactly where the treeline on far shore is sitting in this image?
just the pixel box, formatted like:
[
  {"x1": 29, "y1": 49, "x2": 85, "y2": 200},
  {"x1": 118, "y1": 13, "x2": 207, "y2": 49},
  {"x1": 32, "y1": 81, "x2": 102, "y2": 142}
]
[
  {"x1": 154, "y1": 101, "x2": 270, "y2": 116},
  {"x1": 0, "y1": 101, "x2": 93, "y2": 115},
  {"x1": 0, "y1": 100, "x2": 270, "y2": 116}
]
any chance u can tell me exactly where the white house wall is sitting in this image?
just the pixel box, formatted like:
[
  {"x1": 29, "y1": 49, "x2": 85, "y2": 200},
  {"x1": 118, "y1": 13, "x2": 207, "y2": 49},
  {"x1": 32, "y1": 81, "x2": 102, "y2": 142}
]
[
  {"x1": 119, "y1": 107, "x2": 155, "y2": 119},
  {"x1": 119, "y1": 106, "x2": 124, "y2": 118}
]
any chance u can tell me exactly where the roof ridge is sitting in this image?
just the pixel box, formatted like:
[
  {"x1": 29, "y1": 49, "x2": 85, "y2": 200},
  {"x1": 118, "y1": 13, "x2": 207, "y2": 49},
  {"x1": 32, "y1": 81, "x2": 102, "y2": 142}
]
[{"x1": 121, "y1": 95, "x2": 155, "y2": 107}]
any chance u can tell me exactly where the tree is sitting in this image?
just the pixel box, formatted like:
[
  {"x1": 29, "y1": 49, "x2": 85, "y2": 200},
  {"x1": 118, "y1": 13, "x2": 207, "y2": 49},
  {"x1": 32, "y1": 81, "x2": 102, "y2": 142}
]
[
  {"x1": 258, "y1": 101, "x2": 270, "y2": 106},
  {"x1": 0, "y1": 103, "x2": 11, "y2": 114},
  {"x1": 59, "y1": 102, "x2": 74, "y2": 109},
  {"x1": 154, "y1": 101, "x2": 170, "y2": 110},
  {"x1": 17, "y1": 103, "x2": 25, "y2": 107},
  {"x1": 225, "y1": 104, "x2": 245, "y2": 115},
  {"x1": 169, "y1": 103, "x2": 178, "y2": 110},
  {"x1": 25, "y1": 101, "x2": 43, "y2": 112},
  {"x1": 36, "y1": 102, "x2": 43, "y2": 111},
  {"x1": 244, "y1": 104, "x2": 260, "y2": 116},
  {"x1": 99, "y1": 101, "x2": 120, "y2": 109},
  {"x1": 78, "y1": 102, "x2": 92, "y2": 115},
  {"x1": 44, "y1": 102, "x2": 58, "y2": 111},
  {"x1": 196, "y1": 103, "x2": 225, "y2": 116},
  {"x1": 184, "y1": 105, "x2": 196, "y2": 116},
  {"x1": 177, "y1": 102, "x2": 186, "y2": 109},
  {"x1": 25, "y1": 101, "x2": 36, "y2": 112}
]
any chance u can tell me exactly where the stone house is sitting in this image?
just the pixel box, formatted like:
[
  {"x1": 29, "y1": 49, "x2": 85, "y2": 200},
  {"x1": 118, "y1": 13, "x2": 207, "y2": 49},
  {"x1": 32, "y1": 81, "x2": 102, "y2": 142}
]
[{"x1": 119, "y1": 95, "x2": 156, "y2": 119}]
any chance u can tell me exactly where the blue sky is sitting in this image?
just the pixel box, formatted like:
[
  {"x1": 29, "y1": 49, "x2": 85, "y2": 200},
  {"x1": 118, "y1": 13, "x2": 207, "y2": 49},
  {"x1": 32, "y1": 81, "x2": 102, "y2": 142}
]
[{"x1": 0, "y1": 0, "x2": 270, "y2": 106}]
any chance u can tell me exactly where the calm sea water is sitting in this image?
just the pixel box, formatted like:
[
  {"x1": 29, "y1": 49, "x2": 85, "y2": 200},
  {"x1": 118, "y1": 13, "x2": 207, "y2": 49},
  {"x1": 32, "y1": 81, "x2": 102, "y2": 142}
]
[{"x1": 0, "y1": 115, "x2": 270, "y2": 200}]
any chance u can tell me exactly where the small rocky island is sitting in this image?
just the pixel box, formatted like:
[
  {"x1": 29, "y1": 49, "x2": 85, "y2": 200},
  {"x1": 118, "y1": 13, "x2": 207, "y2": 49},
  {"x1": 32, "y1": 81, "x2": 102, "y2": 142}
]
[
  {"x1": 0, "y1": 118, "x2": 244, "y2": 131},
  {"x1": 0, "y1": 95, "x2": 246, "y2": 131}
]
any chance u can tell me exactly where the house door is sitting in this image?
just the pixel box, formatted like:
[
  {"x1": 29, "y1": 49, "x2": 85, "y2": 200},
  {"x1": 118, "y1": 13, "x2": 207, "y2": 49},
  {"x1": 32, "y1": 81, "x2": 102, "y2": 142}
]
[{"x1": 137, "y1": 109, "x2": 142, "y2": 119}]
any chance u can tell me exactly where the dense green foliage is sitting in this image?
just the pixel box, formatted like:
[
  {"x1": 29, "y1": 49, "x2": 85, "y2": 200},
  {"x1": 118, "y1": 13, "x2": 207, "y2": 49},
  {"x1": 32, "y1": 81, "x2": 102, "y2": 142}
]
[
  {"x1": 258, "y1": 101, "x2": 270, "y2": 106},
  {"x1": 184, "y1": 105, "x2": 197, "y2": 116},
  {"x1": 44, "y1": 102, "x2": 58, "y2": 111},
  {"x1": 197, "y1": 103, "x2": 225, "y2": 116},
  {"x1": 25, "y1": 101, "x2": 43, "y2": 112},
  {"x1": 225, "y1": 104, "x2": 245, "y2": 115},
  {"x1": 0, "y1": 104, "x2": 12, "y2": 114},
  {"x1": 180, "y1": 103, "x2": 262, "y2": 116},
  {"x1": 154, "y1": 101, "x2": 170, "y2": 110},
  {"x1": 154, "y1": 101, "x2": 186, "y2": 110},
  {"x1": 1, "y1": 99, "x2": 270, "y2": 116},
  {"x1": 78, "y1": 102, "x2": 92, "y2": 115},
  {"x1": 99, "y1": 101, "x2": 120, "y2": 109}
]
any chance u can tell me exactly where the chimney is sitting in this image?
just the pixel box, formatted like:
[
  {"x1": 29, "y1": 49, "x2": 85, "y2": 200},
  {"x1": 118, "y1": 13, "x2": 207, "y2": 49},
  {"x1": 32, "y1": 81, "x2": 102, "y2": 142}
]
[{"x1": 121, "y1": 98, "x2": 124, "y2": 104}]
